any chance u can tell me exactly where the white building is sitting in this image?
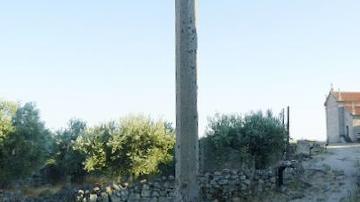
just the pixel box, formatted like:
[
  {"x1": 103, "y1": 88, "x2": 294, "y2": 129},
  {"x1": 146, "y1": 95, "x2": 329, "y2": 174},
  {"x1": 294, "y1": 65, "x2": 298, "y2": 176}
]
[{"x1": 324, "y1": 89, "x2": 360, "y2": 143}]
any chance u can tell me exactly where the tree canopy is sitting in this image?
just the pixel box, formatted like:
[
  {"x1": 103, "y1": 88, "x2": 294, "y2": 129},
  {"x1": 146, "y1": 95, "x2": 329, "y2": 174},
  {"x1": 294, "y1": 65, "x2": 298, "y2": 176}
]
[{"x1": 0, "y1": 101, "x2": 52, "y2": 186}]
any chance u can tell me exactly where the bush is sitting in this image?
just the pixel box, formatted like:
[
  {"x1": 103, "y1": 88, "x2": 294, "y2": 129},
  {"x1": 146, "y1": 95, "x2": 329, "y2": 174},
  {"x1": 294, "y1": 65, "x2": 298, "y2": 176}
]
[
  {"x1": 74, "y1": 122, "x2": 114, "y2": 174},
  {"x1": 46, "y1": 119, "x2": 87, "y2": 183},
  {"x1": 74, "y1": 115, "x2": 175, "y2": 181},
  {"x1": 206, "y1": 110, "x2": 287, "y2": 169},
  {"x1": 0, "y1": 101, "x2": 52, "y2": 186}
]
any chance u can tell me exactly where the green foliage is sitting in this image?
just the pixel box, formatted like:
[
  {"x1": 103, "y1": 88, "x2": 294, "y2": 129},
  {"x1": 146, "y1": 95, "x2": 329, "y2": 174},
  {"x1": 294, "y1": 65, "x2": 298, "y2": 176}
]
[
  {"x1": 241, "y1": 110, "x2": 287, "y2": 168},
  {"x1": 206, "y1": 110, "x2": 287, "y2": 169},
  {"x1": 74, "y1": 122, "x2": 115, "y2": 173},
  {"x1": 74, "y1": 116, "x2": 175, "y2": 180},
  {"x1": 0, "y1": 99, "x2": 177, "y2": 185},
  {"x1": 109, "y1": 116, "x2": 175, "y2": 178},
  {"x1": 0, "y1": 100, "x2": 17, "y2": 145},
  {"x1": 48, "y1": 119, "x2": 87, "y2": 183},
  {"x1": 206, "y1": 113, "x2": 243, "y2": 150},
  {"x1": 0, "y1": 101, "x2": 52, "y2": 185}
]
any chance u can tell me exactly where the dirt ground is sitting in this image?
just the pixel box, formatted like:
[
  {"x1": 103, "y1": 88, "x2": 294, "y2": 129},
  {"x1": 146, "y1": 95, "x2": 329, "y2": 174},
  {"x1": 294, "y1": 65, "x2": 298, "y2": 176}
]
[
  {"x1": 261, "y1": 144, "x2": 360, "y2": 202},
  {"x1": 282, "y1": 143, "x2": 360, "y2": 202}
]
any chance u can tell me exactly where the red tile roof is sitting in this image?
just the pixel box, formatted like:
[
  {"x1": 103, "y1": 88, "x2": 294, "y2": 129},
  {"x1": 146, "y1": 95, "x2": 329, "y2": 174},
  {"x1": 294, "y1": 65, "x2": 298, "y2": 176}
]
[
  {"x1": 332, "y1": 91, "x2": 360, "y2": 116},
  {"x1": 333, "y1": 92, "x2": 360, "y2": 102}
]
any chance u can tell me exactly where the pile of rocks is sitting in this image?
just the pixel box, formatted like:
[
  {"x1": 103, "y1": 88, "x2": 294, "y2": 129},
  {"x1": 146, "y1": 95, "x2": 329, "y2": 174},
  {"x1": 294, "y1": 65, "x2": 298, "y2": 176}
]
[{"x1": 296, "y1": 140, "x2": 326, "y2": 157}]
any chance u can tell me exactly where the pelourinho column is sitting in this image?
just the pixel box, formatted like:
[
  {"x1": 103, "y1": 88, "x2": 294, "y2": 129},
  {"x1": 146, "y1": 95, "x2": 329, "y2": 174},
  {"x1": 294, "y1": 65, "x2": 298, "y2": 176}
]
[{"x1": 175, "y1": 0, "x2": 199, "y2": 201}]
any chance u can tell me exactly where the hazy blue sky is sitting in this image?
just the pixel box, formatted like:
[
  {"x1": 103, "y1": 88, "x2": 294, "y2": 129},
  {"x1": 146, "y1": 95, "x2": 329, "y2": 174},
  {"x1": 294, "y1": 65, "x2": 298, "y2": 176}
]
[{"x1": 1, "y1": 1, "x2": 360, "y2": 140}]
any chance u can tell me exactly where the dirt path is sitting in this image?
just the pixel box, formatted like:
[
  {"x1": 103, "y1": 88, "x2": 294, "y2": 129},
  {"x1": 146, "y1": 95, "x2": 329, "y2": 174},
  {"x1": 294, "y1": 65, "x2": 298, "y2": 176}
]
[{"x1": 291, "y1": 144, "x2": 360, "y2": 202}]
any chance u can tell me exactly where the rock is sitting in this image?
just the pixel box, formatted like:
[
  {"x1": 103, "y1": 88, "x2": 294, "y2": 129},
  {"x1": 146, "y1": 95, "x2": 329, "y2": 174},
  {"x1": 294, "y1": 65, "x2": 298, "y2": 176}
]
[
  {"x1": 142, "y1": 184, "x2": 150, "y2": 190},
  {"x1": 152, "y1": 190, "x2": 160, "y2": 197},
  {"x1": 158, "y1": 196, "x2": 173, "y2": 202},
  {"x1": 168, "y1": 175, "x2": 175, "y2": 181},
  {"x1": 93, "y1": 187, "x2": 101, "y2": 193},
  {"x1": 240, "y1": 175, "x2": 246, "y2": 180},
  {"x1": 232, "y1": 197, "x2": 241, "y2": 202},
  {"x1": 141, "y1": 189, "x2": 151, "y2": 198},
  {"x1": 240, "y1": 184, "x2": 247, "y2": 191},
  {"x1": 289, "y1": 192, "x2": 305, "y2": 200},
  {"x1": 113, "y1": 183, "x2": 121, "y2": 191},
  {"x1": 223, "y1": 169, "x2": 230, "y2": 173},
  {"x1": 110, "y1": 194, "x2": 122, "y2": 202},
  {"x1": 296, "y1": 140, "x2": 312, "y2": 155},
  {"x1": 128, "y1": 193, "x2": 141, "y2": 200},
  {"x1": 333, "y1": 170, "x2": 345, "y2": 176},
  {"x1": 100, "y1": 192, "x2": 109, "y2": 202},
  {"x1": 243, "y1": 179, "x2": 251, "y2": 185},
  {"x1": 153, "y1": 182, "x2": 160, "y2": 189},
  {"x1": 218, "y1": 179, "x2": 228, "y2": 185},
  {"x1": 89, "y1": 194, "x2": 97, "y2": 202}
]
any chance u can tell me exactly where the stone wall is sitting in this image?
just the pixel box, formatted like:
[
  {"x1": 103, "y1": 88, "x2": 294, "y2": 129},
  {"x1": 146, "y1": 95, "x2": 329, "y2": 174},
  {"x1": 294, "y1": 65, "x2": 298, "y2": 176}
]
[
  {"x1": 76, "y1": 176, "x2": 175, "y2": 202},
  {"x1": 343, "y1": 108, "x2": 355, "y2": 142},
  {"x1": 198, "y1": 169, "x2": 276, "y2": 201},
  {"x1": 326, "y1": 95, "x2": 340, "y2": 143},
  {"x1": 353, "y1": 117, "x2": 360, "y2": 141},
  {"x1": 0, "y1": 162, "x2": 302, "y2": 202},
  {"x1": 75, "y1": 164, "x2": 302, "y2": 202}
]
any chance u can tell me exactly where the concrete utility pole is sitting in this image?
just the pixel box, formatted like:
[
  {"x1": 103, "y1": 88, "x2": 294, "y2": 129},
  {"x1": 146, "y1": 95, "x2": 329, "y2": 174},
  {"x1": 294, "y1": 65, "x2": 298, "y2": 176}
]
[{"x1": 175, "y1": 0, "x2": 199, "y2": 201}]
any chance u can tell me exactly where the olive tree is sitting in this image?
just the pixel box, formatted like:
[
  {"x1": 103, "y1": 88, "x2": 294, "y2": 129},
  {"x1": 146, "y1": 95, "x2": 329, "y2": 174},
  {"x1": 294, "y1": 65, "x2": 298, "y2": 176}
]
[
  {"x1": 74, "y1": 115, "x2": 175, "y2": 181},
  {"x1": 0, "y1": 102, "x2": 51, "y2": 186}
]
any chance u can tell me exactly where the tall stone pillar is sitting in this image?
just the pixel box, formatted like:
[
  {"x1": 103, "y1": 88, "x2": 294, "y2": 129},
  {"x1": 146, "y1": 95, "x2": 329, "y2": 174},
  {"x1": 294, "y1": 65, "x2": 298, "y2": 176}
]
[{"x1": 175, "y1": 0, "x2": 199, "y2": 201}]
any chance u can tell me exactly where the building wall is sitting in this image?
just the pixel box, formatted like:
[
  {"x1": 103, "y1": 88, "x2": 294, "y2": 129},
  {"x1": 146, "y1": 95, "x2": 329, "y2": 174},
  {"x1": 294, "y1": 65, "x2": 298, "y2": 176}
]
[
  {"x1": 326, "y1": 96, "x2": 340, "y2": 143},
  {"x1": 343, "y1": 109, "x2": 355, "y2": 141},
  {"x1": 353, "y1": 117, "x2": 360, "y2": 141}
]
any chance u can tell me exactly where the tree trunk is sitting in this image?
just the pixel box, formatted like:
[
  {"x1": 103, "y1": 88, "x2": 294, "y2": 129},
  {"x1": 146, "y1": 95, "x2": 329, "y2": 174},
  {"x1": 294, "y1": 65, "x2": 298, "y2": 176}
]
[{"x1": 175, "y1": 0, "x2": 199, "y2": 201}]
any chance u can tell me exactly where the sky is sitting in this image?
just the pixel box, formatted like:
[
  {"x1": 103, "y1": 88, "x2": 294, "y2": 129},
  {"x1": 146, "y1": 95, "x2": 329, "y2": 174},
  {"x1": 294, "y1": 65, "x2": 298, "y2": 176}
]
[{"x1": 1, "y1": 1, "x2": 360, "y2": 140}]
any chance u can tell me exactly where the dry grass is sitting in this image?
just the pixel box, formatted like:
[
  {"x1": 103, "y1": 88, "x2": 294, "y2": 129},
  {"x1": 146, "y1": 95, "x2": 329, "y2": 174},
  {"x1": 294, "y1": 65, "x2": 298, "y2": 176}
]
[
  {"x1": 82, "y1": 175, "x2": 115, "y2": 185},
  {"x1": 22, "y1": 184, "x2": 63, "y2": 198}
]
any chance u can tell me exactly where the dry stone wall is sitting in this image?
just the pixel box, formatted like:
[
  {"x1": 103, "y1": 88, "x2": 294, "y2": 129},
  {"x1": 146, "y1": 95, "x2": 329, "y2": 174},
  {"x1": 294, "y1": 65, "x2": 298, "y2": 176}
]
[
  {"x1": 0, "y1": 162, "x2": 302, "y2": 202},
  {"x1": 75, "y1": 164, "x2": 302, "y2": 202}
]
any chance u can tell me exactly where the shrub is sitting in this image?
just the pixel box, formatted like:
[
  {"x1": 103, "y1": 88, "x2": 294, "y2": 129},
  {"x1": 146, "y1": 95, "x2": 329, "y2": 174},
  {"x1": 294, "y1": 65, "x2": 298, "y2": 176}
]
[
  {"x1": 47, "y1": 119, "x2": 87, "y2": 183},
  {"x1": 206, "y1": 110, "x2": 287, "y2": 169},
  {"x1": 241, "y1": 110, "x2": 287, "y2": 168},
  {"x1": 74, "y1": 122, "x2": 114, "y2": 174},
  {"x1": 74, "y1": 115, "x2": 175, "y2": 181}
]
